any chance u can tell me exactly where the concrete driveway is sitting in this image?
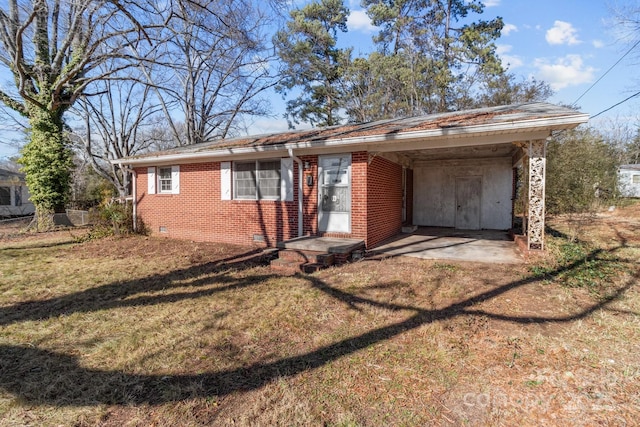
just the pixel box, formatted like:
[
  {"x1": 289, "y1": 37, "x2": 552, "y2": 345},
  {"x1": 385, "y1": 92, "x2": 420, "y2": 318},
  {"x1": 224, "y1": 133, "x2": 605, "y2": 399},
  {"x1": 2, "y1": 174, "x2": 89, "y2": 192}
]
[{"x1": 371, "y1": 228, "x2": 523, "y2": 264}]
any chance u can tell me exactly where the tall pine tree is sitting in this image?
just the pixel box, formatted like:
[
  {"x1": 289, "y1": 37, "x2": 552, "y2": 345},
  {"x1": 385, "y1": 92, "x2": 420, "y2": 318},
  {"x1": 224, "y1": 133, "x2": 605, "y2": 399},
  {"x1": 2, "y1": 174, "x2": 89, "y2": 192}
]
[
  {"x1": 347, "y1": 0, "x2": 505, "y2": 120},
  {"x1": 274, "y1": 0, "x2": 350, "y2": 127}
]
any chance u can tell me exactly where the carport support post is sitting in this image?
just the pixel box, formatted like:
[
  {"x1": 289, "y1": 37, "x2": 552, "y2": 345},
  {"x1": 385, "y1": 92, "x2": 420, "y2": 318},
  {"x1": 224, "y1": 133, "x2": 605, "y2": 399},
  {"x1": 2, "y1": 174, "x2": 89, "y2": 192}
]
[{"x1": 527, "y1": 139, "x2": 546, "y2": 250}]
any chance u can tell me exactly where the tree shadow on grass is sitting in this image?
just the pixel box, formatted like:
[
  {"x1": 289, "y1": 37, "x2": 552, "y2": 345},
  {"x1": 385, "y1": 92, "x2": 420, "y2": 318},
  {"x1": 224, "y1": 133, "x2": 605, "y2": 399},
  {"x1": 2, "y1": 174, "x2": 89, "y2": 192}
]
[
  {"x1": 0, "y1": 245, "x2": 636, "y2": 406},
  {"x1": 0, "y1": 238, "x2": 79, "y2": 251},
  {"x1": 0, "y1": 248, "x2": 275, "y2": 326}
]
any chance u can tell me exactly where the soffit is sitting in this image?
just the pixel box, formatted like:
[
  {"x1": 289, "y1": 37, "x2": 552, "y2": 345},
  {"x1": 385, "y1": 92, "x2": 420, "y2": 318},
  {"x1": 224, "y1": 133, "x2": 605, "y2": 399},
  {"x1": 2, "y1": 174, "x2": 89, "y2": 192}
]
[{"x1": 401, "y1": 143, "x2": 517, "y2": 162}]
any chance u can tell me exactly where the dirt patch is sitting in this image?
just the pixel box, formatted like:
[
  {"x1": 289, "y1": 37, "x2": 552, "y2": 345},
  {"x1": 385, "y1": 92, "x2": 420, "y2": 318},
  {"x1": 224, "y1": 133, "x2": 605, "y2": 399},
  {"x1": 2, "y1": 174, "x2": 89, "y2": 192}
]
[{"x1": 75, "y1": 235, "x2": 251, "y2": 264}]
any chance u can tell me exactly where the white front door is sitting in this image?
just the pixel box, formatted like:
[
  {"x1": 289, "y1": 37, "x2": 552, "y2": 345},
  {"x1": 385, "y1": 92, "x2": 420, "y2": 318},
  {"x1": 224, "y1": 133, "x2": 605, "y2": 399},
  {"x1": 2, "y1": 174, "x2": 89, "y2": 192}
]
[
  {"x1": 455, "y1": 176, "x2": 482, "y2": 230},
  {"x1": 318, "y1": 154, "x2": 351, "y2": 233}
]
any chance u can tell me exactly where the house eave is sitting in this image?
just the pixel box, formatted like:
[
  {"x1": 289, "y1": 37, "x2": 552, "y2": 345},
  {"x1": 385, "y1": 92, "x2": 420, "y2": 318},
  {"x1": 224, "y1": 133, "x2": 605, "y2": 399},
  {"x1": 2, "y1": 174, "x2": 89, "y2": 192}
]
[{"x1": 115, "y1": 113, "x2": 589, "y2": 167}]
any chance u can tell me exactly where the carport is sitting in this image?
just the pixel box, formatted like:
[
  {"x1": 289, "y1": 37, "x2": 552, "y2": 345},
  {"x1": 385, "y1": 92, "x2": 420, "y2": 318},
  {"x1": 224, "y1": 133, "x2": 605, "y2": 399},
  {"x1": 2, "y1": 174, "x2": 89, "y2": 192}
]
[{"x1": 362, "y1": 103, "x2": 589, "y2": 252}]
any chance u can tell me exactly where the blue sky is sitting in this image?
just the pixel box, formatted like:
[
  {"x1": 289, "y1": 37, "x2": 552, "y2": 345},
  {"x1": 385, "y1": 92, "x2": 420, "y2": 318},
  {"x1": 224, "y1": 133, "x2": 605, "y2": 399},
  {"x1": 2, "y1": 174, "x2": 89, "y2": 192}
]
[
  {"x1": 484, "y1": 0, "x2": 636, "y2": 117},
  {"x1": 250, "y1": 0, "x2": 640, "y2": 134},
  {"x1": 1, "y1": 0, "x2": 638, "y2": 159}
]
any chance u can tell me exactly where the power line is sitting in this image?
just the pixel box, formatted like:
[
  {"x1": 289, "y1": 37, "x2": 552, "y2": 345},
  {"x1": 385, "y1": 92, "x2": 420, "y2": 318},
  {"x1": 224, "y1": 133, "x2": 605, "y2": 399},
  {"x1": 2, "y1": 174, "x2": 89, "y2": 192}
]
[
  {"x1": 590, "y1": 90, "x2": 640, "y2": 119},
  {"x1": 572, "y1": 37, "x2": 640, "y2": 106}
]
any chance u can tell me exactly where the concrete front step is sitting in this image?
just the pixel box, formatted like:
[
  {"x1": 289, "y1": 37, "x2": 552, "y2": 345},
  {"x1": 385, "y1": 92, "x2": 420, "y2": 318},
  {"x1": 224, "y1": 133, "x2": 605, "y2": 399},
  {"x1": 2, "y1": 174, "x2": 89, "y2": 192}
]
[
  {"x1": 271, "y1": 237, "x2": 366, "y2": 274},
  {"x1": 278, "y1": 249, "x2": 335, "y2": 266},
  {"x1": 277, "y1": 236, "x2": 365, "y2": 254}
]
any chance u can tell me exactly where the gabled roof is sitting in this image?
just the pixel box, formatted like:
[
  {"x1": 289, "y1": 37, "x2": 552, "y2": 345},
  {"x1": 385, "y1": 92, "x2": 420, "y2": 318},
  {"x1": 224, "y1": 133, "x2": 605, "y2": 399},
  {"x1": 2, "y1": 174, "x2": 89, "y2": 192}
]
[
  {"x1": 117, "y1": 102, "x2": 589, "y2": 166},
  {"x1": 0, "y1": 168, "x2": 25, "y2": 181}
]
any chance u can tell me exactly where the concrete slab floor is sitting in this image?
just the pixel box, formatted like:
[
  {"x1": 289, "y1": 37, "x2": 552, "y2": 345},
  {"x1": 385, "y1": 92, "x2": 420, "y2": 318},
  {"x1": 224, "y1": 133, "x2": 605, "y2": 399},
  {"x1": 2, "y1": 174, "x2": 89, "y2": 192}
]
[{"x1": 371, "y1": 227, "x2": 523, "y2": 264}]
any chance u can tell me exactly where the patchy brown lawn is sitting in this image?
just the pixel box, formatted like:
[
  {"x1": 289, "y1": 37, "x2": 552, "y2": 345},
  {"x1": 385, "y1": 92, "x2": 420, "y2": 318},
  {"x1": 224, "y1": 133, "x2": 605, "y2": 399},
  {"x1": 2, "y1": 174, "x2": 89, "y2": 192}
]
[{"x1": 0, "y1": 203, "x2": 638, "y2": 426}]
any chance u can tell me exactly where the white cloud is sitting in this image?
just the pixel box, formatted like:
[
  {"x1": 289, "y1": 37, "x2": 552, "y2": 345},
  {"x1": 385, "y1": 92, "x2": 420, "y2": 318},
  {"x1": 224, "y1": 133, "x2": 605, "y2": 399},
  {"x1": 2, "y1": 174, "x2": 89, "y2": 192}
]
[
  {"x1": 502, "y1": 23, "x2": 518, "y2": 36},
  {"x1": 546, "y1": 20, "x2": 581, "y2": 45},
  {"x1": 484, "y1": 0, "x2": 500, "y2": 6},
  {"x1": 496, "y1": 44, "x2": 523, "y2": 69},
  {"x1": 347, "y1": 10, "x2": 377, "y2": 33},
  {"x1": 534, "y1": 55, "x2": 596, "y2": 90},
  {"x1": 592, "y1": 39, "x2": 604, "y2": 48}
]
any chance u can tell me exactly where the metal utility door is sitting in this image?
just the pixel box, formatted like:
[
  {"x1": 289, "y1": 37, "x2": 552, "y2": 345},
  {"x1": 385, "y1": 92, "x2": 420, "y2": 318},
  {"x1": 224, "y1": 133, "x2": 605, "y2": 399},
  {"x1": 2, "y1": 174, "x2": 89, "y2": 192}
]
[
  {"x1": 455, "y1": 176, "x2": 481, "y2": 230},
  {"x1": 318, "y1": 154, "x2": 351, "y2": 233}
]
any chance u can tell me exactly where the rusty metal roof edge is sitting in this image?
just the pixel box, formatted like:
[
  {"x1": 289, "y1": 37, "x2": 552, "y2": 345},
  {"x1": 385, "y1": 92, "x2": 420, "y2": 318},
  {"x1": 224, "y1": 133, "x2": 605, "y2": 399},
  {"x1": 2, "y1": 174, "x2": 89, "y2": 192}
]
[{"x1": 114, "y1": 109, "x2": 589, "y2": 166}]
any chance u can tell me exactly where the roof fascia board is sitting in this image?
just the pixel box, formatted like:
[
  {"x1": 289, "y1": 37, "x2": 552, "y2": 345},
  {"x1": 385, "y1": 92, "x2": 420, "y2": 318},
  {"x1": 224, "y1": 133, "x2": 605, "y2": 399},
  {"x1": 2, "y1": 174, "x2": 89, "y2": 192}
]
[
  {"x1": 364, "y1": 130, "x2": 551, "y2": 153},
  {"x1": 284, "y1": 129, "x2": 550, "y2": 156},
  {"x1": 125, "y1": 150, "x2": 288, "y2": 167},
  {"x1": 117, "y1": 114, "x2": 588, "y2": 166}
]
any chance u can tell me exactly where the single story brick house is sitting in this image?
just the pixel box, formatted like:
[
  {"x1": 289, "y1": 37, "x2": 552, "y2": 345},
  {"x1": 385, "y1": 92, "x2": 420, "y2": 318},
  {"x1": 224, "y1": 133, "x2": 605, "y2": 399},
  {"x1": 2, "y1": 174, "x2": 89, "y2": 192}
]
[
  {"x1": 0, "y1": 169, "x2": 35, "y2": 217},
  {"x1": 116, "y1": 103, "x2": 588, "y2": 252}
]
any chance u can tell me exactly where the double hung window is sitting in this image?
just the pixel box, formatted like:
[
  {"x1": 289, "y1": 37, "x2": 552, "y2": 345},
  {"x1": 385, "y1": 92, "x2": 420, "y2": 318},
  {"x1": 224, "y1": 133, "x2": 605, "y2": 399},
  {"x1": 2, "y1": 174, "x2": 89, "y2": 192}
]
[
  {"x1": 158, "y1": 167, "x2": 173, "y2": 193},
  {"x1": 234, "y1": 160, "x2": 281, "y2": 200},
  {"x1": 147, "y1": 166, "x2": 180, "y2": 195}
]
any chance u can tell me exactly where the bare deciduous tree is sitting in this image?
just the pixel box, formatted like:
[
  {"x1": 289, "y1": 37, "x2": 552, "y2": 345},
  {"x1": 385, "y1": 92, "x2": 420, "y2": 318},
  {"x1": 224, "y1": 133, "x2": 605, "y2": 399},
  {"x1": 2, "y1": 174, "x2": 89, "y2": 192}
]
[
  {"x1": 70, "y1": 71, "x2": 169, "y2": 198},
  {"x1": 141, "y1": 0, "x2": 279, "y2": 146},
  {"x1": 0, "y1": 0, "x2": 284, "y2": 223},
  {"x1": 0, "y1": 0, "x2": 152, "y2": 228}
]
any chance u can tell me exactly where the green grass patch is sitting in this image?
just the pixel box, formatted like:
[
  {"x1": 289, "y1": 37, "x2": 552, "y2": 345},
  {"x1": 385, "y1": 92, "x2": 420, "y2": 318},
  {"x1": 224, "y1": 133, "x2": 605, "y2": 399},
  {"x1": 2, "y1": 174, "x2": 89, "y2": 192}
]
[{"x1": 529, "y1": 236, "x2": 628, "y2": 298}]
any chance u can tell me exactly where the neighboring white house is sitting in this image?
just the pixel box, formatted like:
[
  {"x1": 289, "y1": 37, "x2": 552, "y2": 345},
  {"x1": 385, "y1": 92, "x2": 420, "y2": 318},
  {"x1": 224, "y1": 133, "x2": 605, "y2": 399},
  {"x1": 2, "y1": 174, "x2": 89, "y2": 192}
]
[
  {"x1": 619, "y1": 164, "x2": 640, "y2": 198},
  {"x1": 0, "y1": 169, "x2": 35, "y2": 217}
]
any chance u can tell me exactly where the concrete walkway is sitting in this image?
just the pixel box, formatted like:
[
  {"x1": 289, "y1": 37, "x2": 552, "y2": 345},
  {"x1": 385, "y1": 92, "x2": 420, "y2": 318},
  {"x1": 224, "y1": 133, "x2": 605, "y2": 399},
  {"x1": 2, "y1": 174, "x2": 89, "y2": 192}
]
[{"x1": 371, "y1": 228, "x2": 523, "y2": 264}]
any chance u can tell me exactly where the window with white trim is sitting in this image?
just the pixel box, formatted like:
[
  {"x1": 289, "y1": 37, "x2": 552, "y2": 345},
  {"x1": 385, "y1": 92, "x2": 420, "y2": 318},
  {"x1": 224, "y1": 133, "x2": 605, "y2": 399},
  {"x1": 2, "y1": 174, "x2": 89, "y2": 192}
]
[
  {"x1": 147, "y1": 165, "x2": 180, "y2": 195},
  {"x1": 233, "y1": 160, "x2": 281, "y2": 200},
  {"x1": 158, "y1": 167, "x2": 173, "y2": 193},
  {"x1": 633, "y1": 174, "x2": 640, "y2": 184}
]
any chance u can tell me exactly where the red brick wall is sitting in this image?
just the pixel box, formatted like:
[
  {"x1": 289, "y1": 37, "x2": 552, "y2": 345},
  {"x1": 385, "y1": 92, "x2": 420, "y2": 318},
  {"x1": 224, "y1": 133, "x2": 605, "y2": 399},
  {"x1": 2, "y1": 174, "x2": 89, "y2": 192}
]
[
  {"x1": 366, "y1": 156, "x2": 403, "y2": 247},
  {"x1": 134, "y1": 150, "x2": 402, "y2": 249},
  {"x1": 136, "y1": 161, "x2": 298, "y2": 247},
  {"x1": 350, "y1": 151, "x2": 368, "y2": 241}
]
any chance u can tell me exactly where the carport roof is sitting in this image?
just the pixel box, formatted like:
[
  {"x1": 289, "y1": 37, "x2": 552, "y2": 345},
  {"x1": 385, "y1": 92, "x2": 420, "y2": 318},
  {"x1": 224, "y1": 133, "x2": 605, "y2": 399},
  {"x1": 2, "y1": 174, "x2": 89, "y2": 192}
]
[{"x1": 116, "y1": 102, "x2": 589, "y2": 166}]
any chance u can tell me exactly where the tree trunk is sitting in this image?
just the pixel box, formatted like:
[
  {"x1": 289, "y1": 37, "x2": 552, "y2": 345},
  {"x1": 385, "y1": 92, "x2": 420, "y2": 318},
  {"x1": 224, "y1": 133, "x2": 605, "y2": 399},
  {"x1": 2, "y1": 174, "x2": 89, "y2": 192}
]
[{"x1": 20, "y1": 109, "x2": 73, "y2": 231}]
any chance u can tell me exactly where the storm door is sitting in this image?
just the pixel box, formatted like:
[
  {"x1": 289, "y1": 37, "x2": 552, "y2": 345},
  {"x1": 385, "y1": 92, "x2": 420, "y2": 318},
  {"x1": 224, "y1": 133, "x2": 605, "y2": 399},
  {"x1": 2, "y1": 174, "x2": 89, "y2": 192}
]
[{"x1": 318, "y1": 154, "x2": 351, "y2": 233}]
